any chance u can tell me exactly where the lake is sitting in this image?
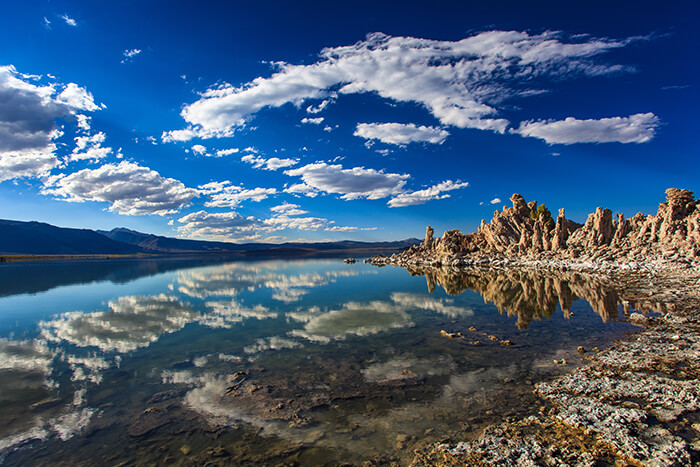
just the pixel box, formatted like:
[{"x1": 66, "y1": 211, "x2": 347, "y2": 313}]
[{"x1": 0, "y1": 257, "x2": 640, "y2": 465}]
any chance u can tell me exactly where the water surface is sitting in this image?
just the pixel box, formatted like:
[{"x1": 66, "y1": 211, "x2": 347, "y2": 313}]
[{"x1": 0, "y1": 258, "x2": 640, "y2": 465}]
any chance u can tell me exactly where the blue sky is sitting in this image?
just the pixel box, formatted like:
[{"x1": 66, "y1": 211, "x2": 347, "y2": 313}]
[{"x1": 0, "y1": 1, "x2": 697, "y2": 243}]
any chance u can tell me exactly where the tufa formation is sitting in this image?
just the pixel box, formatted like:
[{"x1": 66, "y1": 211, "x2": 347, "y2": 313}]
[{"x1": 375, "y1": 188, "x2": 700, "y2": 270}]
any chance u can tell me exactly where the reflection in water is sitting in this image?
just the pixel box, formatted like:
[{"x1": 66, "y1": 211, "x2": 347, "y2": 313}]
[
  {"x1": 40, "y1": 294, "x2": 197, "y2": 353},
  {"x1": 408, "y1": 266, "x2": 624, "y2": 329},
  {"x1": 0, "y1": 259, "x2": 640, "y2": 465}
]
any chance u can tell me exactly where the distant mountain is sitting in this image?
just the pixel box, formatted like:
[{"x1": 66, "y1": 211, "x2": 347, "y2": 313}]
[
  {"x1": 98, "y1": 227, "x2": 420, "y2": 254},
  {"x1": 0, "y1": 220, "x2": 144, "y2": 255},
  {"x1": 0, "y1": 219, "x2": 420, "y2": 256},
  {"x1": 97, "y1": 227, "x2": 250, "y2": 253}
]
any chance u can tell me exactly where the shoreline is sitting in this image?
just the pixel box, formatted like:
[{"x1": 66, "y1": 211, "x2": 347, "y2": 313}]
[
  {"x1": 0, "y1": 247, "x2": 413, "y2": 264},
  {"x1": 401, "y1": 263, "x2": 700, "y2": 466},
  {"x1": 0, "y1": 253, "x2": 156, "y2": 263}
]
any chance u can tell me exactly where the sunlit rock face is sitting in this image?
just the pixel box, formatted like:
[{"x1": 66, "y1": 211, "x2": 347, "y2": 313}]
[
  {"x1": 40, "y1": 294, "x2": 197, "y2": 353},
  {"x1": 389, "y1": 188, "x2": 700, "y2": 266},
  {"x1": 405, "y1": 267, "x2": 623, "y2": 329}
]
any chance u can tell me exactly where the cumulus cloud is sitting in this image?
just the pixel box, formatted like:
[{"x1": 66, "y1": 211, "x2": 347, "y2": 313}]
[
  {"x1": 354, "y1": 122, "x2": 449, "y2": 145},
  {"x1": 490, "y1": 197, "x2": 501, "y2": 204},
  {"x1": 241, "y1": 153, "x2": 299, "y2": 171},
  {"x1": 176, "y1": 210, "x2": 259, "y2": 240},
  {"x1": 42, "y1": 161, "x2": 199, "y2": 215},
  {"x1": 388, "y1": 180, "x2": 469, "y2": 208},
  {"x1": 70, "y1": 132, "x2": 112, "y2": 161},
  {"x1": 0, "y1": 65, "x2": 103, "y2": 182},
  {"x1": 270, "y1": 202, "x2": 308, "y2": 216},
  {"x1": 301, "y1": 117, "x2": 324, "y2": 125},
  {"x1": 161, "y1": 128, "x2": 201, "y2": 143},
  {"x1": 263, "y1": 214, "x2": 355, "y2": 232},
  {"x1": 168, "y1": 30, "x2": 639, "y2": 139},
  {"x1": 55, "y1": 83, "x2": 102, "y2": 111},
  {"x1": 513, "y1": 113, "x2": 660, "y2": 144},
  {"x1": 284, "y1": 183, "x2": 319, "y2": 198},
  {"x1": 191, "y1": 144, "x2": 208, "y2": 156},
  {"x1": 204, "y1": 182, "x2": 277, "y2": 208},
  {"x1": 284, "y1": 162, "x2": 408, "y2": 200},
  {"x1": 215, "y1": 148, "x2": 239, "y2": 157}
]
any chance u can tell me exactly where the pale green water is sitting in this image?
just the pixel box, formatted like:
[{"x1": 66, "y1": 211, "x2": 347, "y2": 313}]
[{"x1": 0, "y1": 258, "x2": 639, "y2": 465}]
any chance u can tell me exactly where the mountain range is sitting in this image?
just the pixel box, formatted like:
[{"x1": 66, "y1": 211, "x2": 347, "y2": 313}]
[{"x1": 0, "y1": 219, "x2": 419, "y2": 256}]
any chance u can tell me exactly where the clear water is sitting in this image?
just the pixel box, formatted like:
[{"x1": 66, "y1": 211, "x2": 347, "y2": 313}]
[{"x1": 0, "y1": 258, "x2": 639, "y2": 465}]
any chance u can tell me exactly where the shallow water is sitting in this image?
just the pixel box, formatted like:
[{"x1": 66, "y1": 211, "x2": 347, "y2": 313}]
[{"x1": 0, "y1": 258, "x2": 640, "y2": 465}]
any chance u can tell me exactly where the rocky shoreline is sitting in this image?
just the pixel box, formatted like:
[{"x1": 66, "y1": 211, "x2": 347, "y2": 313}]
[
  {"x1": 367, "y1": 188, "x2": 700, "y2": 466},
  {"x1": 408, "y1": 266, "x2": 700, "y2": 466}
]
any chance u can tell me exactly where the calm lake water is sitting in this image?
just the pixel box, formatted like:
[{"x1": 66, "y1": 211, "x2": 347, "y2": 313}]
[{"x1": 0, "y1": 258, "x2": 639, "y2": 465}]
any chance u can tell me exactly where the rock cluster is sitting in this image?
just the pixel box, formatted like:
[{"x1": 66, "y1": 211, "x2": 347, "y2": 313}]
[{"x1": 374, "y1": 188, "x2": 700, "y2": 271}]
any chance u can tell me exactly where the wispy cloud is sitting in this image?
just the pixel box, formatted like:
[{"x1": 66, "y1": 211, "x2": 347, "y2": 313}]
[
  {"x1": 166, "y1": 30, "x2": 640, "y2": 140},
  {"x1": 121, "y1": 48, "x2": 142, "y2": 64},
  {"x1": 241, "y1": 154, "x2": 298, "y2": 171},
  {"x1": 61, "y1": 14, "x2": 77, "y2": 27},
  {"x1": 388, "y1": 180, "x2": 469, "y2": 208}
]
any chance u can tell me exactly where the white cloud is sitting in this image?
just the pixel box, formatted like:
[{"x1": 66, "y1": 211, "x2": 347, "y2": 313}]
[
  {"x1": 121, "y1": 49, "x2": 142, "y2": 63},
  {"x1": 513, "y1": 113, "x2": 660, "y2": 144},
  {"x1": 215, "y1": 148, "x2": 239, "y2": 157},
  {"x1": 204, "y1": 183, "x2": 277, "y2": 208},
  {"x1": 191, "y1": 144, "x2": 207, "y2": 156},
  {"x1": 168, "y1": 31, "x2": 638, "y2": 138},
  {"x1": 177, "y1": 210, "x2": 259, "y2": 240},
  {"x1": 71, "y1": 132, "x2": 112, "y2": 161},
  {"x1": 161, "y1": 128, "x2": 200, "y2": 142},
  {"x1": 61, "y1": 14, "x2": 77, "y2": 27},
  {"x1": 56, "y1": 83, "x2": 101, "y2": 111},
  {"x1": 270, "y1": 202, "x2": 308, "y2": 216},
  {"x1": 306, "y1": 99, "x2": 331, "y2": 114},
  {"x1": 0, "y1": 147, "x2": 59, "y2": 182},
  {"x1": 490, "y1": 197, "x2": 501, "y2": 204},
  {"x1": 284, "y1": 162, "x2": 408, "y2": 200},
  {"x1": 388, "y1": 180, "x2": 469, "y2": 207},
  {"x1": 0, "y1": 65, "x2": 103, "y2": 182},
  {"x1": 284, "y1": 183, "x2": 319, "y2": 198},
  {"x1": 301, "y1": 117, "x2": 324, "y2": 125},
  {"x1": 354, "y1": 122, "x2": 449, "y2": 145},
  {"x1": 197, "y1": 180, "x2": 231, "y2": 195},
  {"x1": 262, "y1": 214, "x2": 358, "y2": 233},
  {"x1": 43, "y1": 17, "x2": 51, "y2": 29},
  {"x1": 241, "y1": 154, "x2": 298, "y2": 171},
  {"x1": 42, "y1": 161, "x2": 199, "y2": 216}
]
